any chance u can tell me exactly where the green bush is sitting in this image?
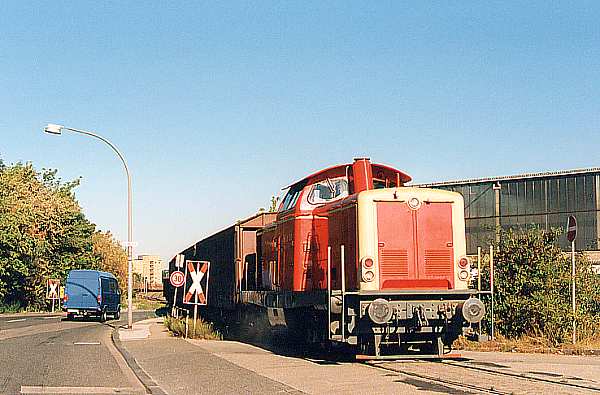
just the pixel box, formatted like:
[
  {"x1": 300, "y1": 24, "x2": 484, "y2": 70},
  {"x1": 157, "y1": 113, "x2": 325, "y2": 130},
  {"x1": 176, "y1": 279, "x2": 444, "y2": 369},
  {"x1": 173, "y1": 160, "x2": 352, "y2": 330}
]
[
  {"x1": 164, "y1": 316, "x2": 222, "y2": 340},
  {"x1": 0, "y1": 301, "x2": 23, "y2": 314},
  {"x1": 480, "y1": 227, "x2": 600, "y2": 345}
]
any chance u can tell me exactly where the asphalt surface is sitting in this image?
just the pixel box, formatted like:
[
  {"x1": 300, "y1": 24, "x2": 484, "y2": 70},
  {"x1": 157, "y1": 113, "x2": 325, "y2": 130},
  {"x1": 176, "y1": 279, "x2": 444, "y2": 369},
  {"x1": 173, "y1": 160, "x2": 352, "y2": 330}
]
[
  {"x1": 0, "y1": 311, "x2": 155, "y2": 394},
  {"x1": 121, "y1": 319, "x2": 300, "y2": 395},
  {"x1": 7, "y1": 311, "x2": 600, "y2": 395},
  {"x1": 0, "y1": 314, "x2": 65, "y2": 330}
]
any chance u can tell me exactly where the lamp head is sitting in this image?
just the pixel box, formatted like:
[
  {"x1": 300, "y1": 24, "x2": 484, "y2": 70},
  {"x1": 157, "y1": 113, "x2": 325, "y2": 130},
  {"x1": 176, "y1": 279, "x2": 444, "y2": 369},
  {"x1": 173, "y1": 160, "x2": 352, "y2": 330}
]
[{"x1": 44, "y1": 124, "x2": 64, "y2": 135}]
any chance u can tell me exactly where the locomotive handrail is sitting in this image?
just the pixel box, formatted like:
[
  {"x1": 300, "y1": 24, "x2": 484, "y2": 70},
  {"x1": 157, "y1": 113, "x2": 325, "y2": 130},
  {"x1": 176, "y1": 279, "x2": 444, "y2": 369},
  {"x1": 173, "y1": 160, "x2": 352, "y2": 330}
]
[
  {"x1": 327, "y1": 246, "x2": 331, "y2": 341},
  {"x1": 327, "y1": 244, "x2": 347, "y2": 342},
  {"x1": 341, "y1": 244, "x2": 346, "y2": 342}
]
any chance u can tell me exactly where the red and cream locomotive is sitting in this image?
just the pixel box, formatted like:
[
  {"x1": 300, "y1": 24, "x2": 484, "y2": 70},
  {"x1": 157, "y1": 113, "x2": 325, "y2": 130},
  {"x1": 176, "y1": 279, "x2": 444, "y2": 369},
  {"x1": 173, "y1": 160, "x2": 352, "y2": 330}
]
[{"x1": 167, "y1": 158, "x2": 485, "y2": 357}]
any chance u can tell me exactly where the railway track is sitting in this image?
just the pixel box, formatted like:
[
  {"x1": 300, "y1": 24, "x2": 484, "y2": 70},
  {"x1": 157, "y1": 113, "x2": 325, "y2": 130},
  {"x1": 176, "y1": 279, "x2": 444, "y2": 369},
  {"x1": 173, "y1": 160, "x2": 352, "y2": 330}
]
[
  {"x1": 364, "y1": 357, "x2": 600, "y2": 394},
  {"x1": 442, "y1": 359, "x2": 600, "y2": 393},
  {"x1": 365, "y1": 361, "x2": 512, "y2": 395}
]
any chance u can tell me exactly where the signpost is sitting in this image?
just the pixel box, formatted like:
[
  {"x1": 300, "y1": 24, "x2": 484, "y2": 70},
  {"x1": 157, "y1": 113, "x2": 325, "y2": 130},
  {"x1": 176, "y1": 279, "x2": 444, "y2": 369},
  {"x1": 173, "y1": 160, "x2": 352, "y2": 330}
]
[
  {"x1": 489, "y1": 245, "x2": 495, "y2": 341},
  {"x1": 169, "y1": 269, "x2": 185, "y2": 316},
  {"x1": 183, "y1": 260, "x2": 211, "y2": 333},
  {"x1": 171, "y1": 254, "x2": 186, "y2": 316},
  {"x1": 46, "y1": 279, "x2": 60, "y2": 313},
  {"x1": 567, "y1": 215, "x2": 577, "y2": 344}
]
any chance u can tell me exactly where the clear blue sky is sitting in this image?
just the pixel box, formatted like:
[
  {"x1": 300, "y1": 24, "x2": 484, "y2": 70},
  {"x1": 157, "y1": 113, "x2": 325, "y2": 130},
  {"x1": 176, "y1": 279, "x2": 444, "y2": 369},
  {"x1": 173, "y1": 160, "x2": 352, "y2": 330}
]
[{"x1": 2, "y1": 2, "x2": 599, "y2": 265}]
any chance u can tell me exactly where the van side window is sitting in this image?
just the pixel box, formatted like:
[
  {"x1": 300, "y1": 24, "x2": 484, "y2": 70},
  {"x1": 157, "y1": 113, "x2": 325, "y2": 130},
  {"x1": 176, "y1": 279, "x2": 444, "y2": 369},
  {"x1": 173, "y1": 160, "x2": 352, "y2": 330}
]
[{"x1": 101, "y1": 278, "x2": 110, "y2": 293}]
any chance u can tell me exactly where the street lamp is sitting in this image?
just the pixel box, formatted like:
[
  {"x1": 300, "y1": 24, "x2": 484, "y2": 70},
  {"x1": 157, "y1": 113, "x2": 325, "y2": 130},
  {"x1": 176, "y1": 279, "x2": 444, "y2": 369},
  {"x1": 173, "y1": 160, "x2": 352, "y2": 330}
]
[{"x1": 43, "y1": 123, "x2": 134, "y2": 329}]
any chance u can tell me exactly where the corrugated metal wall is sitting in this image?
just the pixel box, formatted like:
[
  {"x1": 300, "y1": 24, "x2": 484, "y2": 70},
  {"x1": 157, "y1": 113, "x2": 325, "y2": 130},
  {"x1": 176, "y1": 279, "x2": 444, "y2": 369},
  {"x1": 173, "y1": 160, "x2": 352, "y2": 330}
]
[{"x1": 434, "y1": 173, "x2": 600, "y2": 254}]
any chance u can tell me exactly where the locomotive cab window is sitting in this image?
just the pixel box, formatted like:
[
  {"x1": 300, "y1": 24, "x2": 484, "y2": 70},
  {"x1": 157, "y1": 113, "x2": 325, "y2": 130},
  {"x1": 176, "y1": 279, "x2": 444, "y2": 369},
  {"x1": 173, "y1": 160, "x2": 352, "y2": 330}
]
[
  {"x1": 308, "y1": 177, "x2": 349, "y2": 204},
  {"x1": 280, "y1": 181, "x2": 306, "y2": 211},
  {"x1": 373, "y1": 178, "x2": 397, "y2": 189}
]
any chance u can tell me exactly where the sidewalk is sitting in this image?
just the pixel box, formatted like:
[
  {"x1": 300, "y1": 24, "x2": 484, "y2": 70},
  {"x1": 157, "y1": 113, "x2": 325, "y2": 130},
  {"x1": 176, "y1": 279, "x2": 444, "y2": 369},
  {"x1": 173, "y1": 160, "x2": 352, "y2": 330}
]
[
  {"x1": 115, "y1": 319, "x2": 422, "y2": 395},
  {"x1": 116, "y1": 318, "x2": 301, "y2": 394}
]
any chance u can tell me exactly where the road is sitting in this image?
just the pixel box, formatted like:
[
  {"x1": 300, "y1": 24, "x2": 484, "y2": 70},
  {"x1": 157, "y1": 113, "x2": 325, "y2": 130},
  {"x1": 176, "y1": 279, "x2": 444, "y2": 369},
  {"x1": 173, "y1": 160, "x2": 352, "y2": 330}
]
[
  {"x1": 5, "y1": 313, "x2": 600, "y2": 395},
  {"x1": 0, "y1": 311, "x2": 155, "y2": 394},
  {"x1": 0, "y1": 314, "x2": 66, "y2": 331}
]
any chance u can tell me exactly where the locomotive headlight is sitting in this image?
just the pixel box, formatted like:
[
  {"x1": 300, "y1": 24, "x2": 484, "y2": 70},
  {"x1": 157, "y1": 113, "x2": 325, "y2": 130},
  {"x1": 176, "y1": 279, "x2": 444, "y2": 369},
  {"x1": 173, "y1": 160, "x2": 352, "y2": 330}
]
[
  {"x1": 362, "y1": 270, "x2": 375, "y2": 282},
  {"x1": 362, "y1": 257, "x2": 374, "y2": 268},
  {"x1": 458, "y1": 257, "x2": 469, "y2": 269},
  {"x1": 368, "y1": 298, "x2": 393, "y2": 324},
  {"x1": 458, "y1": 269, "x2": 470, "y2": 281},
  {"x1": 408, "y1": 197, "x2": 421, "y2": 210}
]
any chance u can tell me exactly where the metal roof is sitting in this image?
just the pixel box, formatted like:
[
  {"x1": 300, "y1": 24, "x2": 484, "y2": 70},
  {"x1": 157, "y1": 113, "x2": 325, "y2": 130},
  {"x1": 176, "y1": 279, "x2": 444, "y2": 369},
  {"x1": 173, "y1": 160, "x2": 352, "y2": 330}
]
[
  {"x1": 413, "y1": 167, "x2": 600, "y2": 187},
  {"x1": 284, "y1": 162, "x2": 412, "y2": 189}
]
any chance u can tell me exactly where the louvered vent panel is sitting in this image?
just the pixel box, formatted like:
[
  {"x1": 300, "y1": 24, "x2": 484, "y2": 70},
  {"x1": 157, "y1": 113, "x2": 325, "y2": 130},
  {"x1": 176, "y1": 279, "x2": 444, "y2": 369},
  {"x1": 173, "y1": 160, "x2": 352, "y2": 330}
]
[
  {"x1": 424, "y1": 249, "x2": 453, "y2": 276},
  {"x1": 380, "y1": 249, "x2": 409, "y2": 277}
]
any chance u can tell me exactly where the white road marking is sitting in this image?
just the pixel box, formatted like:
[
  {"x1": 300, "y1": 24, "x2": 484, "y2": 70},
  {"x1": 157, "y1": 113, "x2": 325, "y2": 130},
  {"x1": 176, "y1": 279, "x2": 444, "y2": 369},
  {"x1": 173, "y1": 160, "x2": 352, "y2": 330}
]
[
  {"x1": 21, "y1": 386, "x2": 140, "y2": 393},
  {"x1": 6, "y1": 318, "x2": 26, "y2": 323},
  {"x1": 42, "y1": 316, "x2": 60, "y2": 320},
  {"x1": 73, "y1": 341, "x2": 101, "y2": 345}
]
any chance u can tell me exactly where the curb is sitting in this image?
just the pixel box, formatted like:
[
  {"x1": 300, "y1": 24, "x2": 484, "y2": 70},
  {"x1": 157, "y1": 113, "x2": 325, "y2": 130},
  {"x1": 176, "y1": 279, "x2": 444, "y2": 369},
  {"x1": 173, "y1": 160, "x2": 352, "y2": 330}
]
[
  {"x1": 0, "y1": 312, "x2": 64, "y2": 319},
  {"x1": 111, "y1": 325, "x2": 168, "y2": 395}
]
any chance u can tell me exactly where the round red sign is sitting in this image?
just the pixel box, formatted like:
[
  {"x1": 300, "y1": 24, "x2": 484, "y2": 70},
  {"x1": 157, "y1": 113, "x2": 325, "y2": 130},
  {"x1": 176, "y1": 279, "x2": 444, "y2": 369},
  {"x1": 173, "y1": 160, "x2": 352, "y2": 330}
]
[
  {"x1": 170, "y1": 270, "x2": 185, "y2": 287},
  {"x1": 566, "y1": 215, "x2": 577, "y2": 243}
]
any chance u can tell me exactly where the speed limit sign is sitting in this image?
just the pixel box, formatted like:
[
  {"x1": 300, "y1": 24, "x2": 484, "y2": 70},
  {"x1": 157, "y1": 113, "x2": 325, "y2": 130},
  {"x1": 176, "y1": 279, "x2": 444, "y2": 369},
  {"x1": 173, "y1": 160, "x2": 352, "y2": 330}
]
[{"x1": 170, "y1": 270, "x2": 185, "y2": 288}]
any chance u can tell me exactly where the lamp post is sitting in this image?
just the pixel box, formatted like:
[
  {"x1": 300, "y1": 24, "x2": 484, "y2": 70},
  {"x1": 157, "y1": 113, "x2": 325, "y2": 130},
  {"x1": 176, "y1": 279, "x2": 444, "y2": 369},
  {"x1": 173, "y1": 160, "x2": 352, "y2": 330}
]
[{"x1": 44, "y1": 124, "x2": 134, "y2": 329}]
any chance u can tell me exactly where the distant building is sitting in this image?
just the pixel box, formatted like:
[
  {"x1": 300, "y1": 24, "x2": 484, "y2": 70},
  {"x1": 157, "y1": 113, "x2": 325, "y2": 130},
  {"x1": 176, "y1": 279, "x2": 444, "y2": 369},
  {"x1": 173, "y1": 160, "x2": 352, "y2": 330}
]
[
  {"x1": 132, "y1": 254, "x2": 165, "y2": 290},
  {"x1": 415, "y1": 167, "x2": 600, "y2": 262}
]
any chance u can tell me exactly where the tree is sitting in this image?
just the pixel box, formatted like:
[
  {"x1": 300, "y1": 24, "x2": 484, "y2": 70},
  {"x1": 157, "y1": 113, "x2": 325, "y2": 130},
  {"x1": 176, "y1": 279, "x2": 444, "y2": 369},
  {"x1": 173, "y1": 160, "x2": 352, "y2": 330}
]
[
  {"x1": 93, "y1": 231, "x2": 127, "y2": 291},
  {"x1": 268, "y1": 195, "x2": 279, "y2": 212},
  {"x1": 0, "y1": 161, "x2": 97, "y2": 309}
]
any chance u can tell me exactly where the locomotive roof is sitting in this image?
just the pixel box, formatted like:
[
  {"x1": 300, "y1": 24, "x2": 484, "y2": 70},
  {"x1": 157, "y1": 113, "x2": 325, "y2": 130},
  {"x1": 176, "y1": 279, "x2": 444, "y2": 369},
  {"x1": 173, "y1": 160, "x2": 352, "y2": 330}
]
[{"x1": 285, "y1": 162, "x2": 412, "y2": 189}]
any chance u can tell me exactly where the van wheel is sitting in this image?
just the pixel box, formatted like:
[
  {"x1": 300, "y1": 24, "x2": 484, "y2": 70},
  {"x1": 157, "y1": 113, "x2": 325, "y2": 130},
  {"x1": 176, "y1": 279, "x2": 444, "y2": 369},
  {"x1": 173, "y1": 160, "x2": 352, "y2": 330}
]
[
  {"x1": 67, "y1": 313, "x2": 75, "y2": 320},
  {"x1": 100, "y1": 309, "x2": 107, "y2": 323}
]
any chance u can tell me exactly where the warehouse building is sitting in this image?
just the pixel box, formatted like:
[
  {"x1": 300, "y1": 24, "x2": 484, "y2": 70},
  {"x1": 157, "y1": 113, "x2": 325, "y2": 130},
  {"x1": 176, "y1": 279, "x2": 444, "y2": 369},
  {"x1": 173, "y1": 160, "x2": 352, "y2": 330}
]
[{"x1": 415, "y1": 168, "x2": 600, "y2": 258}]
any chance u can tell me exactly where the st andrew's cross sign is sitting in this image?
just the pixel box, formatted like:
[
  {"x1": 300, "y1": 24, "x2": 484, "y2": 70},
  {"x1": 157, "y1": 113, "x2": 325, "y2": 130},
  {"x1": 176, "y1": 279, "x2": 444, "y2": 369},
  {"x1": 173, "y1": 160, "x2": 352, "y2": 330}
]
[{"x1": 183, "y1": 260, "x2": 210, "y2": 306}]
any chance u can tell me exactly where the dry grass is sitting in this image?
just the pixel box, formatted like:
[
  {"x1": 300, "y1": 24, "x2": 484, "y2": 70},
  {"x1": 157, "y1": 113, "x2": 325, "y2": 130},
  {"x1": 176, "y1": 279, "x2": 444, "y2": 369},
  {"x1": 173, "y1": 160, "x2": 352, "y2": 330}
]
[
  {"x1": 131, "y1": 297, "x2": 165, "y2": 311},
  {"x1": 453, "y1": 334, "x2": 600, "y2": 355},
  {"x1": 164, "y1": 316, "x2": 222, "y2": 340}
]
